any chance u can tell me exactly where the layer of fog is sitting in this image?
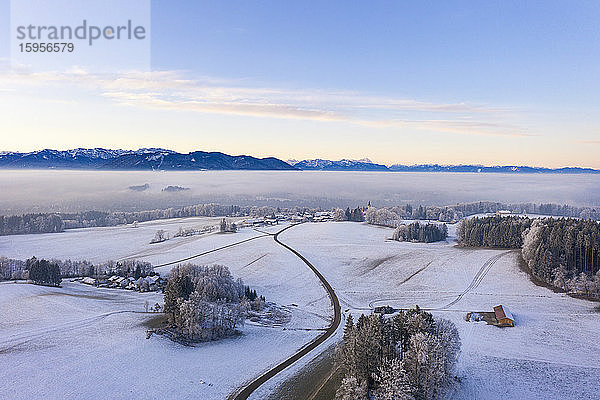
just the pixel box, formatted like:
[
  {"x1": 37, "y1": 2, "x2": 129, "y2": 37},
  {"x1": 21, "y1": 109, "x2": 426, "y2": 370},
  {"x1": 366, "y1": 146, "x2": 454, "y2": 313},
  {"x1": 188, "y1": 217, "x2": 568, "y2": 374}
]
[{"x1": 0, "y1": 170, "x2": 599, "y2": 215}]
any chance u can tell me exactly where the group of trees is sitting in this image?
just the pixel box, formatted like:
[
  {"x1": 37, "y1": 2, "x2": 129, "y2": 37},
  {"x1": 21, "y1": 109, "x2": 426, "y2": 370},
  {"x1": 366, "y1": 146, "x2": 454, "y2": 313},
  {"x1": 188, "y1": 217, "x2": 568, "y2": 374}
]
[
  {"x1": 457, "y1": 216, "x2": 531, "y2": 248},
  {"x1": 0, "y1": 257, "x2": 25, "y2": 280},
  {"x1": 335, "y1": 308, "x2": 460, "y2": 400},
  {"x1": 26, "y1": 257, "x2": 61, "y2": 286},
  {"x1": 522, "y1": 218, "x2": 600, "y2": 297},
  {"x1": 150, "y1": 229, "x2": 169, "y2": 244},
  {"x1": 219, "y1": 218, "x2": 238, "y2": 233},
  {"x1": 163, "y1": 264, "x2": 253, "y2": 342},
  {"x1": 459, "y1": 215, "x2": 600, "y2": 298},
  {"x1": 0, "y1": 256, "x2": 154, "y2": 282},
  {"x1": 365, "y1": 207, "x2": 401, "y2": 228},
  {"x1": 174, "y1": 225, "x2": 216, "y2": 238},
  {"x1": 392, "y1": 222, "x2": 448, "y2": 243},
  {"x1": 344, "y1": 207, "x2": 365, "y2": 222}
]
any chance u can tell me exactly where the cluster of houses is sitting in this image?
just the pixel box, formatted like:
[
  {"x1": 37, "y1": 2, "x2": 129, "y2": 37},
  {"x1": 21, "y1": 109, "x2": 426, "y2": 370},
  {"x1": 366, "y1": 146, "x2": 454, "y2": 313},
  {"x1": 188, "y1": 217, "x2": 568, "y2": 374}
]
[
  {"x1": 79, "y1": 274, "x2": 166, "y2": 292},
  {"x1": 238, "y1": 211, "x2": 335, "y2": 228}
]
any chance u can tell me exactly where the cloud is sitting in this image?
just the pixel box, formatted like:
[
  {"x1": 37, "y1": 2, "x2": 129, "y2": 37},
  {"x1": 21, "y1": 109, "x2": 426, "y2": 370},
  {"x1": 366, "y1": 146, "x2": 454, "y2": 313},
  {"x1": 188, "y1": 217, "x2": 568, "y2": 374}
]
[
  {"x1": 0, "y1": 67, "x2": 526, "y2": 138},
  {"x1": 578, "y1": 140, "x2": 600, "y2": 144}
]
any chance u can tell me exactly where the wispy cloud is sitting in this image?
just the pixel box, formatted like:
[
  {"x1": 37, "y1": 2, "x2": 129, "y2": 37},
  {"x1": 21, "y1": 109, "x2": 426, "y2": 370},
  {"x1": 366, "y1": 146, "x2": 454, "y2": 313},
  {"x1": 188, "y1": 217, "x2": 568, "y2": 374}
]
[
  {"x1": 0, "y1": 67, "x2": 528, "y2": 138},
  {"x1": 578, "y1": 140, "x2": 600, "y2": 144}
]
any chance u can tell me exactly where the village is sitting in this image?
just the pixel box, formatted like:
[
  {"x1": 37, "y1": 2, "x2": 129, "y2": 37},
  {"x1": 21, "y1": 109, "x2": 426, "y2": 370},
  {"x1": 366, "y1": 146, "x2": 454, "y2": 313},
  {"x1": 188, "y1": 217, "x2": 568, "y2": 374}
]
[{"x1": 77, "y1": 273, "x2": 166, "y2": 292}]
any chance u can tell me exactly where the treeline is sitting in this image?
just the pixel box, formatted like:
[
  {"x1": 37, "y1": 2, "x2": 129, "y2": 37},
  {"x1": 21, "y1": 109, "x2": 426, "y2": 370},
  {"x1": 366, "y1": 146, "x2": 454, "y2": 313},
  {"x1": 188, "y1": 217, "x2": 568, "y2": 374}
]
[
  {"x1": 2, "y1": 201, "x2": 597, "y2": 236},
  {"x1": 335, "y1": 307, "x2": 460, "y2": 400},
  {"x1": 0, "y1": 256, "x2": 154, "y2": 281},
  {"x1": 163, "y1": 264, "x2": 253, "y2": 342},
  {"x1": 459, "y1": 216, "x2": 600, "y2": 298},
  {"x1": 26, "y1": 257, "x2": 61, "y2": 286},
  {"x1": 0, "y1": 203, "x2": 329, "y2": 236},
  {"x1": 393, "y1": 222, "x2": 448, "y2": 243},
  {"x1": 0, "y1": 213, "x2": 63, "y2": 235},
  {"x1": 457, "y1": 216, "x2": 531, "y2": 248},
  {"x1": 374, "y1": 201, "x2": 600, "y2": 223}
]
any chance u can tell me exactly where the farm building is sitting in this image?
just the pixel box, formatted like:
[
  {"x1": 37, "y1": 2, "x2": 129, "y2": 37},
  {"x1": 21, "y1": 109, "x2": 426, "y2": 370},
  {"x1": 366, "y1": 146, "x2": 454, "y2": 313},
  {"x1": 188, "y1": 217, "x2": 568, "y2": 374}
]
[
  {"x1": 81, "y1": 277, "x2": 96, "y2": 286},
  {"x1": 494, "y1": 305, "x2": 514, "y2": 327}
]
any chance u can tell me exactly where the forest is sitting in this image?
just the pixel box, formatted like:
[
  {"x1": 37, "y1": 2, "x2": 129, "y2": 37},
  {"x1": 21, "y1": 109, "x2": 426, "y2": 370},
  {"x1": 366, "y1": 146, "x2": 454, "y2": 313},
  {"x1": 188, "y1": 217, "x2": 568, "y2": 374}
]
[
  {"x1": 522, "y1": 218, "x2": 600, "y2": 297},
  {"x1": 457, "y1": 216, "x2": 531, "y2": 248},
  {"x1": 163, "y1": 264, "x2": 254, "y2": 342},
  {"x1": 392, "y1": 222, "x2": 448, "y2": 243},
  {"x1": 335, "y1": 307, "x2": 460, "y2": 400},
  {"x1": 458, "y1": 216, "x2": 600, "y2": 298}
]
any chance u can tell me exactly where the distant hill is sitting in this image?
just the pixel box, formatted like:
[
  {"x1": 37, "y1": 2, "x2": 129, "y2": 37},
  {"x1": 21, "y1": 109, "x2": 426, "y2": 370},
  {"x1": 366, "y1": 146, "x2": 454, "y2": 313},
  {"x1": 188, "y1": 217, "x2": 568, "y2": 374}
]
[
  {"x1": 388, "y1": 164, "x2": 600, "y2": 174},
  {"x1": 0, "y1": 148, "x2": 296, "y2": 171},
  {"x1": 289, "y1": 158, "x2": 599, "y2": 173}
]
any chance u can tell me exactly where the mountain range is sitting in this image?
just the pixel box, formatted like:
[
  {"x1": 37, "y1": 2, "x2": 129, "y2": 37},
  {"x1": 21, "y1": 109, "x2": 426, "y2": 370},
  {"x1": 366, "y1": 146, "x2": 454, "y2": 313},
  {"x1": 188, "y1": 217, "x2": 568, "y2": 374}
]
[
  {"x1": 0, "y1": 148, "x2": 296, "y2": 170},
  {"x1": 287, "y1": 159, "x2": 600, "y2": 174},
  {"x1": 0, "y1": 149, "x2": 598, "y2": 173}
]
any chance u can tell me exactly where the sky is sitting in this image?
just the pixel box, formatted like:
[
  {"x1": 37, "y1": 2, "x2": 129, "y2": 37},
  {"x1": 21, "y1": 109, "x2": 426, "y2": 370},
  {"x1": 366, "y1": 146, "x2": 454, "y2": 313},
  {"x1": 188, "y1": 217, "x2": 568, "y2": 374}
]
[{"x1": 0, "y1": 1, "x2": 599, "y2": 168}]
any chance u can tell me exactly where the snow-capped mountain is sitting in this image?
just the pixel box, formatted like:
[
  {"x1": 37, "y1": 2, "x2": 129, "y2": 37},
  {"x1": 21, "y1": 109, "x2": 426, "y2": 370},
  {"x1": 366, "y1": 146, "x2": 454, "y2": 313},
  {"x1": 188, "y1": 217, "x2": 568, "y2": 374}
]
[
  {"x1": 0, "y1": 148, "x2": 296, "y2": 171},
  {"x1": 292, "y1": 158, "x2": 389, "y2": 171}
]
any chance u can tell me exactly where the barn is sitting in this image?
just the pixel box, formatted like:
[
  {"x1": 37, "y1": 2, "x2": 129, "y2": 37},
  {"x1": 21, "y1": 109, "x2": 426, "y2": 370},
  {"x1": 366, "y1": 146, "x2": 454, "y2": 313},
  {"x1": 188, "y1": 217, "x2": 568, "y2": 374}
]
[{"x1": 493, "y1": 305, "x2": 514, "y2": 327}]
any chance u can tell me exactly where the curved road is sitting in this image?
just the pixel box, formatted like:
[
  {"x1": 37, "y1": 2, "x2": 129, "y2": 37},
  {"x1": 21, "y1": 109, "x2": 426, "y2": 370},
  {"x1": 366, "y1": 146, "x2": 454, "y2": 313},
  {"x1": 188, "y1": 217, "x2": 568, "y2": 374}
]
[{"x1": 229, "y1": 223, "x2": 342, "y2": 400}]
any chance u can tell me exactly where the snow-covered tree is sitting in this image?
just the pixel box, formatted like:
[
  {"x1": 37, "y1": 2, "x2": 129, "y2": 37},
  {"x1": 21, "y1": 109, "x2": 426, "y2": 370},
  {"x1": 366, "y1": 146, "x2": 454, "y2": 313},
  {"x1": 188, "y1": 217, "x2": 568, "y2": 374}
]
[
  {"x1": 366, "y1": 207, "x2": 400, "y2": 228},
  {"x1": 150, "y1": 229, "x2": 168, "y2": 244},
  {"x1": 335, "y1": 376, "x2": 368, "y2": 400},
  {"x1": 333, "y1": 208, "x2": 347, "y2": 221},
  {"x1": 374, "y1": 358, "x2": 414, "y2": 400},
  {"x1": 164, "y1": 264, "x2": 254, "y2": 342},
  {"x1": 335, "y1": 308, "x2": 460, "y2": 400}
]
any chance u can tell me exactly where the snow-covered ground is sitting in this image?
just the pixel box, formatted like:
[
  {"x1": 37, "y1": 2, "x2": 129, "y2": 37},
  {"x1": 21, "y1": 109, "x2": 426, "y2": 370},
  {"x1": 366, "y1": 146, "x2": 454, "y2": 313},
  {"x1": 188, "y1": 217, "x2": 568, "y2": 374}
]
[
  {"x1": 1, "y1": 219, "x2": 599, "y2": 399},
  {"x1": 0, "y1": 219, "x2": 331, "y2": 400},
  {"x1": 281, "y1": 222, "x2": 600, "y2": 400}
]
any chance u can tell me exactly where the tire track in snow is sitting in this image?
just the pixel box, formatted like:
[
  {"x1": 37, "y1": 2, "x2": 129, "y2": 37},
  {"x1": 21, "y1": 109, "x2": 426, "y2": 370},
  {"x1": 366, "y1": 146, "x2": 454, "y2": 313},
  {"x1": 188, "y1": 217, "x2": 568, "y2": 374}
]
[
  {"x1": 229, "y1": 223, "x2": 342, "y2": 400},
  {"x1": 435, "y1": 251, "x2": 513, "y2": 310},
  {"x1": 366, "y1": 251, "x2": 513, "y2": 311},
  {"x1": 0, "y1": 310, "x2": 144, "y2": 353}
]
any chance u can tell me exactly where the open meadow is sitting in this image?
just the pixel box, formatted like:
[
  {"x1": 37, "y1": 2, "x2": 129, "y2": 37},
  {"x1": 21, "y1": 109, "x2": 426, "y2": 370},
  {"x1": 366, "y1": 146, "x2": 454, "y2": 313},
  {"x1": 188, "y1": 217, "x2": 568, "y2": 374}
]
[{"x1": 1, "y1": 219, "x2": 599, "y2": 399}]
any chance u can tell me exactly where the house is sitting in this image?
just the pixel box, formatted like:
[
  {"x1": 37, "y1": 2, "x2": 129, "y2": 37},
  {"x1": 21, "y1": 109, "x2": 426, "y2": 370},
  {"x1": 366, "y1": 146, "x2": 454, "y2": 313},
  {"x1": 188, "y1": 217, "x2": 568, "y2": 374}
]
[
  {"x1": 374, "y1": 305, "x2": 395, "y2": 314},
  {"x1": 496, "y1": 210, "x2": 512, "y2": 216},
  {"x1": 81, "y1": 277, "x2": 96, "y2": 286},
  {"x1": 493, "y1": 305, "x2": 514, "y2": 326},
  {"x1": 113, "y1": 276, "x2": 127, "y2": 288}
]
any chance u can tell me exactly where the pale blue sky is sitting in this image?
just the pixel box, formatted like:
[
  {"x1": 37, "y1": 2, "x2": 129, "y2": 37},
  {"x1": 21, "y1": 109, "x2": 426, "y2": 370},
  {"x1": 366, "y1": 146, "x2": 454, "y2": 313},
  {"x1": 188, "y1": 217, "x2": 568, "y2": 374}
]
[{"x1": 1, "y1": 1, "x2": 599, "y2": 167}]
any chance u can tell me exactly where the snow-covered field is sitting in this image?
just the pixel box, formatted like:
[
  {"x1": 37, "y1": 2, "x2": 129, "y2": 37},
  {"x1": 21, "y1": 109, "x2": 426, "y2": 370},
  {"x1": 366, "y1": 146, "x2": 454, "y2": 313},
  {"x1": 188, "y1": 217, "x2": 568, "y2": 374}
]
[
  {"x1": 281, "y1": 222, "x2": 600, "y2": 399},
  {"x1": 1, "y1": 219, "x2": 599, "y2": 399}
]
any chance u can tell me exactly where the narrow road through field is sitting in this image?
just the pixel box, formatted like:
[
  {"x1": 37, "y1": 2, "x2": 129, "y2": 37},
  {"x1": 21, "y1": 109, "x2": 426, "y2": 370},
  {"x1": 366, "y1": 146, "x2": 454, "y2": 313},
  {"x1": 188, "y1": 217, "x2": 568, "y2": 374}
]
[
  {"x1": 229, "y1": 223, "x2": 342, "y2": 400},
  {"x1": 152, "y1": 233, "x2": 270, "y2": 268}
]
